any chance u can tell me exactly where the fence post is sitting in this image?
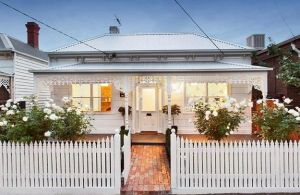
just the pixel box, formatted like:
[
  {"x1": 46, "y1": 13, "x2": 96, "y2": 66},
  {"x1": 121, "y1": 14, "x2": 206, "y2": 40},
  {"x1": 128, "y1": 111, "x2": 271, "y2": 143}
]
[
  {"x1": 170, "y1": 128, "x2": 177, "y2": 189},
  {"x1": 114, "y1": 129, "x2": 121, "y2": 190}
]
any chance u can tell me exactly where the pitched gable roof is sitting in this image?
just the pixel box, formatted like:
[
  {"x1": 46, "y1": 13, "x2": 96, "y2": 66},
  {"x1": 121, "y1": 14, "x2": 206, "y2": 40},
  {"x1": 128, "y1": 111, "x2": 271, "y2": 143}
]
[
  {"x1": 54, "y1": 33, "x2": 254, "y2": 53},
  {"x1": 0, "y1": 33, "x2": 48, "y2": 61}
]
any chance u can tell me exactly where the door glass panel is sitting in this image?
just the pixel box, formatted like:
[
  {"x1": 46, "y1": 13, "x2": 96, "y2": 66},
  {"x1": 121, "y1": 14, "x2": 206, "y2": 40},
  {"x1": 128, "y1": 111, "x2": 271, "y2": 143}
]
[{"x1": 142, "y1": 88, "x2": 156, "y2": 111}]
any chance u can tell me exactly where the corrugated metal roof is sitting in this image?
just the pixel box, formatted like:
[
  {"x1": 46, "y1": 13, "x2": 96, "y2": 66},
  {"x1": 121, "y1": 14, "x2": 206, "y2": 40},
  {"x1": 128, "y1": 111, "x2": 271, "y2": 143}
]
[
  {"x1": 54, "y1": 33, "x2": 254, "y2": 52},
  {"x1": 0, "y1": 33, "x2": 48, "y2": 61},
  {"x1": 31, "y1": 61, "x2": 271, "y2": 73}
]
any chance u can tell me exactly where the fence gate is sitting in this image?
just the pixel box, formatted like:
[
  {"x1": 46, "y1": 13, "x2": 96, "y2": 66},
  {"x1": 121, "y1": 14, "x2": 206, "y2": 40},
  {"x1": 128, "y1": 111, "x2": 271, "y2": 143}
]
[{"x1": 170, "y1": 130, "x2": 300, "y2": 194}]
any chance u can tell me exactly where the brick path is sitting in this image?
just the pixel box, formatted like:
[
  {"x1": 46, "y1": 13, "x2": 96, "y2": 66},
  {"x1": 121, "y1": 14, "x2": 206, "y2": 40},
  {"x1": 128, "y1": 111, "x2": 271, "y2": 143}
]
[{"x1": 122, "y1": 145, "x2": 171, "y2": 193}]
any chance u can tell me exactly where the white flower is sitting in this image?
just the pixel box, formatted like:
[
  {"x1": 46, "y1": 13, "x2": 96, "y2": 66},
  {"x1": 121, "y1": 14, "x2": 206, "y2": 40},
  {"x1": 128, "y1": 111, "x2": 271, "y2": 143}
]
[
  {"x1": 12, "y1": 105, "x2": 17, "y2": 109},
  {"x1": 284, "y1": 98, "x2": 292, "y2": 104},
  {"x1": 295, "y1": 107, "x2": 300, "y2": 112},
  {"x1": 62, "y1": 97, "x2": 71, "y2": 103},
  {"x1": 6, "y1": 99, "x2": 12, "y2": 103},
  {"x1": 205, "y1": 115, "x2": 210, "y2": 120},
  {"x1": 49, "y1": 114, "x2": 58, "y2": 121},
  {"x1": 67, "y1": 107, "x2": 72, "y2": 112},
  {"x1": 43, "y1": 108, "x2": 52, "y2": 115},
  {"x1": 0, "y1": 122, "x2": 3, "y2": 126},
  {"x1": 45, "y1": 102, "x2": 51, "y2": 108},
  {"x1": 11, "y1": 124, "x2": 15, "y2": 128},
  {"x1": 288, "y1": 109, "x2": 297, "y2": 115},
  {"x1": 276, "y1": 103, "x2": 284, "y2": 108},
  {"x1": 293, "y1": 112, "x2": 300, "y2": 117},
  {"x1": 205, "y1": 110, "x2": 211, "y2": 115},
  {"x1": 1, "y1": 107, "x2": 8, "y2": 111},
  {"x1": 44, "y1": 131, "x2": 51, "y2": 137},
  {"x1": 22, "y1": 116, "x2": 28, "y2": 122},
  {"x1": 76, "y1": 110, "x2": 81, "y2": 115},
  {"x1": 5, "y1": 102, "x2": 11, "y2": 108},
  {"x1": 284, "y1": 108, "x2": 289, "y2": 112},
  {"x1": 6, "y1": 110, "x2": 15, "y2": 116},
  {"x1": 3, "y1": 120, "x2": 7, "y2": 125},
  {"x1": 212, "y1": 110, "x2": 218, "y2": 117},
  {"x1": 296, "y1": 117, "x2": 300, "y2": 121},
  {"x1": 256, "y1": 99, "x2": 263, "y2": 104}
]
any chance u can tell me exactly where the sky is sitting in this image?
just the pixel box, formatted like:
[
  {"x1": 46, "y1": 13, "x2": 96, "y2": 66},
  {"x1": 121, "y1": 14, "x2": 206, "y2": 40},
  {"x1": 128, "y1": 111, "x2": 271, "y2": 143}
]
[{"x1": 0, "y1": 0, "x2": 299, "y2": 51}]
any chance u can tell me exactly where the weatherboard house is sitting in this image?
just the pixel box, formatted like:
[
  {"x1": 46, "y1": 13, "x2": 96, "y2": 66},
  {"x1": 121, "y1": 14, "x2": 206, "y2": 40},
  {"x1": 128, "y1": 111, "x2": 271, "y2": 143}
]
[{"x1": 31, "y1": 27, "x2": 271, "y2": 135}]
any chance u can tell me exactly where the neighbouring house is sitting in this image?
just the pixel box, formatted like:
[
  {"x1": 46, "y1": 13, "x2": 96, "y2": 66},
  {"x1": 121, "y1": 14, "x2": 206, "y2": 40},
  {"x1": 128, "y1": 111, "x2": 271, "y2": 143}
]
[
  {"x1": 0, "y1": 22, "x2": 48, "y2": 105},
  {"x1": 252, "y1": 35, "x2": 300, "y2": 107},
  {"x1": 31, "y1": 27, "x2": 271, "y2": 135}
]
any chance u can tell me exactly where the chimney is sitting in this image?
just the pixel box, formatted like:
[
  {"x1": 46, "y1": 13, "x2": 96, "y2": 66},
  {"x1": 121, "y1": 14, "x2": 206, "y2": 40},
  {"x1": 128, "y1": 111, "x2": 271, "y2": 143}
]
[
  {"x1": 109, "y1": 26, "x2": 119, "y2": 34},
  {"x1": 246, "y1": 34, "x2": 265, "y2": 50},
  {"x1": 26, "y1": 22, "x2": 40, "y2": 48}
]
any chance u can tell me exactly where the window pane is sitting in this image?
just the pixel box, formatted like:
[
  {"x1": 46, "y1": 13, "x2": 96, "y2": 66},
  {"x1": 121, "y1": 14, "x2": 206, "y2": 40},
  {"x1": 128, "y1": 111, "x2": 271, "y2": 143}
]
[
  {"x1": 186, "y1": 83, "x2": 206, "y2": 97},
  {"x1": 171, "y1": 82, "x2": 184, "y2": 106},
  {"x1": 208, "y1": 83, "x2": 228, "y2": 97},
  {"x1": 100, "y1": 84, "x2": 112, "y2": 112},
  {"x1": 72, "y1": 98, "x2": 90, "y2": 111},
  {"x1": 142, "y1": 88, "x2": 156, "y2": 111},
  {"x1": 72, "y1": 84, "x2": 90, "y2": 97}
]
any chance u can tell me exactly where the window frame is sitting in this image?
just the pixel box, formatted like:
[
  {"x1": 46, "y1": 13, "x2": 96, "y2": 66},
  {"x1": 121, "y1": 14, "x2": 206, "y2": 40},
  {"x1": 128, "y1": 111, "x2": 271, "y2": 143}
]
[{"x1": 71, "y1": 83, "x2": 112, "y2": 113}]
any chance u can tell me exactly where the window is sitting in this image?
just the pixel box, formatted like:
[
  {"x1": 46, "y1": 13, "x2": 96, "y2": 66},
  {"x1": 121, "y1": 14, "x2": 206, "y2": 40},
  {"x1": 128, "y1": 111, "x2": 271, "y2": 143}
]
[
  {"x1": 72, "y1": 84, "x2": 112, "y2": 112},
  {"x1": 166, "y1": 82, "x2": 229, "y2": 110}
]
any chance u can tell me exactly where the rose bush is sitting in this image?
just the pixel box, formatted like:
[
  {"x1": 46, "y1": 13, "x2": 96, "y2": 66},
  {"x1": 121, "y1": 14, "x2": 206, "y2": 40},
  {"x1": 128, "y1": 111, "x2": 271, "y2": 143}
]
[
  {"x1": 253, "y1": 98, "x2": 300, "y2": 141},
  {"x1": 0, "y1": 96, "x2": 92, "y2": 142},
  {"x1": 194, "y1": 97, "x2": 250, "y2": 140}
]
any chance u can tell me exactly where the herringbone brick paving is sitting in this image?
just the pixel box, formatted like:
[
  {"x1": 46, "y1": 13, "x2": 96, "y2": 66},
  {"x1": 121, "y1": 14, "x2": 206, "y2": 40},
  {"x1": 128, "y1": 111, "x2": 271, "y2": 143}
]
[{"x1": 122, "y1": 145, "x2": 170, "y2": 194}]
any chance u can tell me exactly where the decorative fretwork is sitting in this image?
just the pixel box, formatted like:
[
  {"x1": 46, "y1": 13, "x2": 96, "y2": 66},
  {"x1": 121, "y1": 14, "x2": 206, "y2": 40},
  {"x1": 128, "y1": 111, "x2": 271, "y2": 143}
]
[{"x1": 0, "y1": 77, "x2": 10, "y2": 90}]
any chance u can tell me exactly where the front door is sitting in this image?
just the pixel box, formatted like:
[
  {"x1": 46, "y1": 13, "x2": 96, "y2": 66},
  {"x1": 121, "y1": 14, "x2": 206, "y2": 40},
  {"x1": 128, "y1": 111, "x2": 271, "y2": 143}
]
[{"x1": 138, "y1": 86, "x2": 159, "y2": 132}]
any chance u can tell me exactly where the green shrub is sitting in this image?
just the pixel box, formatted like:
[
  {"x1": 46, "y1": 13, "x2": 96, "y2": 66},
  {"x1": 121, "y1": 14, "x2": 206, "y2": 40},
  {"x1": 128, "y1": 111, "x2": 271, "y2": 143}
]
[
  {"x1": 253, "y1": 98, "x2": 300, "y2": 141},
  {"x1": 194, "y1": 97, "x2": 249, "y2": 141}
]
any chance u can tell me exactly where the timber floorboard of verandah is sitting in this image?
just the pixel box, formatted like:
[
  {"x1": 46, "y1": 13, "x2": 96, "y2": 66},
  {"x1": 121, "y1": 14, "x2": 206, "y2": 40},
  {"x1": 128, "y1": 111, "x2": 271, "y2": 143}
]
[{"x1": 121, "y1": 145, "x2": 170, "y2": 194}]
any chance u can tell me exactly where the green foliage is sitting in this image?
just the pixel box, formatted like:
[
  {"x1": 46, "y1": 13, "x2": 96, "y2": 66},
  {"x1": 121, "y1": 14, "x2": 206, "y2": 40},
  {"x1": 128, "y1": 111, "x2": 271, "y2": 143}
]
[
  {"x1": 0, "y1": 96, "x2": 92, "y2": 142},
  {"x1": 118, "y1": 106, "x2": 132, "y2": 116},
  {"x1": 194, "y1": 98, "x2": 248, "y2": 141},
  {"x1": 162, "y1": 104, "x2": 181, "y2": 126},
  {"x1": 253, "y1": 100, "x2": 299, "y2": 141},
  {"x1": 277, "y1": 56, "x2": 300, "y2": 87}
]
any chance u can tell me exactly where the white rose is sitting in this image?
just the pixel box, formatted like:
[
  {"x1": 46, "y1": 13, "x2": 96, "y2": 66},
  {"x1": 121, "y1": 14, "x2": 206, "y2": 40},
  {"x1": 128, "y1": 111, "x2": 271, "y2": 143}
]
[
  {"x1": 256, "y1": 99, "x2": 263, "y2": 104},
  {"x1": 205, "y1": 115, "x2": 210, "y2": 120},
  {"x1": 277, "y1": 103, "x2": 284, "y2": 108},
  {"x1": 212, "y1": 110, "x2": 218, "y2": 117},
  {"x1": 296, "y1": 117, "x2": 300, "y2": 121},
  {"x1": 293, "y1": 112, "x2": 300, "y2": 117},
  {"x1": 67, "y1": 107, "x2": 72, "y2": 112},
  {"x1": 3, "y1": 120, "x2": 7, "y2": 125},
  {"x1": 1, "y1": 107, "x2": 8, "y2": 111},
  {"x1": 6, "y1": 110, "x2": 15, "y2": 116},
  {"x1": 45, "y1": 102, "x2": 51, "y2": 108},
  {"x1": 295, "y1": 107, "x2": 300, "y2": 112},
  {"x1": 11, "y1": 124, "x2": 15, "y2": 127},
  {"x1": 44, "y1": 131, "x2": 51, "y2": 137},
  {"x1": 12, "y1": 105, "x2": 17, "y2": 109},
  {"x1": 5, "y1": 102, "x2": 11, "y2": 108},
  {"x1": 288, "y1": 109, "x2": 296, "y2": 115},
  {"x1": 0, "y1": 122, "x2": 3, "y2": 126},
  {"x1": 22, "y1": 116, "x2": 28, "y2": 122},
  {"x1": 205, "y1": 110, "x2": 211, "y2": 115},
  {"x1": 284, "y1": 98, "x2": 292, "y2": 104},
  {"x1": 43, "y1": 108, "x2": 52, "y2": 115},
  {"x1": 284, "y1": 108, "x2": 289, "y2": 112},
  {"x1": 49, "y1": 114, "x2": 58, "y2": 121},
  {"x1": 76, "y1": 110, "x2": 81, "y2": 115}
]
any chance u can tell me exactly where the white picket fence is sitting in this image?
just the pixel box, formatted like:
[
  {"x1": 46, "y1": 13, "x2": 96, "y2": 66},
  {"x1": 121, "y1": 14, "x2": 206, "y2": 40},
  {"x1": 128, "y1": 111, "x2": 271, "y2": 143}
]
[
  {"x1": 170, "y1": 130, "x2": 300, "y2": 194},
  {"x1": 122, "y1": 132, "x2": 131, "y2": 183},
  {"x1": 0, "y1": 132, "x2": 121, "y2": 195}
]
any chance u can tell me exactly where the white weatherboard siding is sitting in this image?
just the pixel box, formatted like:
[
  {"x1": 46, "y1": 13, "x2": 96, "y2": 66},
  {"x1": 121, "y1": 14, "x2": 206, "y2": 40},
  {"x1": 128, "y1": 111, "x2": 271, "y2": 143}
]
[{"x1": 14, "y1": 53, "x2": 48, "y2": 100}]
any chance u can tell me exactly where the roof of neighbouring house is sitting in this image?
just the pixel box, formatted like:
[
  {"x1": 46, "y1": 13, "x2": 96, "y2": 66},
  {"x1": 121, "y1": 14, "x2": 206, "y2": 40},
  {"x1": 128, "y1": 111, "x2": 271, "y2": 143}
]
[
  {"x1": 0, "y1": 33, "x2": 48, "y2": 61},
  {"x1": 30, "y1": 61, "x2": 271, "y2": 73},
  {"x1": 53, "y1": 33, "x2": 254, "y2": 53}
]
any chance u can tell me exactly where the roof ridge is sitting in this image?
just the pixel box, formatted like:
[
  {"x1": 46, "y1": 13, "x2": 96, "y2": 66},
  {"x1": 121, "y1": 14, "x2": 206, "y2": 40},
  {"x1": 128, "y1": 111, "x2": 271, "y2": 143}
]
[{"x1": 54, "y1": 32, "x2": 252, "y2": 52}]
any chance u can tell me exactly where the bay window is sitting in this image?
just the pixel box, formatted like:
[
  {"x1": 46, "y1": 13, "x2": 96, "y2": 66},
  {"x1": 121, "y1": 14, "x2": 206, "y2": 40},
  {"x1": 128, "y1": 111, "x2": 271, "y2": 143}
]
[{"x1": 72, "y1": 84, "x2": 112, "y2": 112}]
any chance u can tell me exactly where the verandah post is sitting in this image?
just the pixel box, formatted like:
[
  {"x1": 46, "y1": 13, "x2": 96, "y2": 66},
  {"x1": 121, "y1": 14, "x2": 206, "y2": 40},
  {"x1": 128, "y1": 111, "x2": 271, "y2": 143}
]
[
  {"x1": 114, "y1": 129, "x2": 121, "y2": 191},
  {"x1": 167, "y1": 76, "x2": 172, "y2": 129},
  {"x1": 124, "y1": 76, "x2": 129, "y2": 130},
  {"x1": 171, "y1": 129, "x2": 177, "y2": 189}
]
